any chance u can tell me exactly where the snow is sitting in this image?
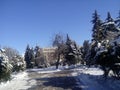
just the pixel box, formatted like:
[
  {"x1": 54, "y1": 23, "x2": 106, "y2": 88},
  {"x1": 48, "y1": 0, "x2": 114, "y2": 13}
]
[
  {"x1": 103, "y1": 21, "x2": 115, "y2": 25},
  {"x1": 27, "y1": 66, "x2": 61, "y2": 74},
  {"x1": 117, "y1": 27, "x2": 120, "y2": 31},
  {"x1": 0, "y1": 71, "x2": 36, "y2": 90},
  {"x1": 73, "y1": 66, "x2": 120, "y2": 90},
  {"x1": 1, "y1": 65, "x2": 120, "y2": 90},
  {"x1": 17, "y1": 62, "x2": 23, "y2": 66},
  {"x1": 25, "y1": 65, "x2": 80, "y2": 75},
  {"x1": 71, "y1": 72, "x2": 78, "y2": 76},
  {"x1": 38, "y1": 69, "x2": 61, "y2": 74},
  {"x1": 81, "y1": 67, "x2": 103, "y2": 75},
  {"x1": 97, "y1": 42, "x2": 101, "y2": 48},
  {"x1": 23, "y1": 66, "x2": 120, "y2": 90},
  {"x1": 27, "y1": 65, "x2": 77, "y2": 74}
]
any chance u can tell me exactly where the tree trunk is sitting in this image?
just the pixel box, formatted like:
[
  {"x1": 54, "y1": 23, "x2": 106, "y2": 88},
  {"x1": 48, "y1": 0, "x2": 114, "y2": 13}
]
[
  {"x1": 56, "y1": 46, "x2": 60, "y2": 69},
  {"x1": 56, "y1": 53, "x2": 60, "y2": 69}
]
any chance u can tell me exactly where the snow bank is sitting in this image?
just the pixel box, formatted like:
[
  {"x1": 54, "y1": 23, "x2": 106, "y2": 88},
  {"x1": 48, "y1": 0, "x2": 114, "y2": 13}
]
[
  {"x1": 28, "y1": 65, "x2": 78, "y2": 74},
  {"x1": 0, "y1": 71, "x2": 36, "y2": 90},
  {"x1": 75, "y1": 66, "x2": 120, "y2": 90},
  {"x1": 28, "y1": 66, "x2": 61, "y2": 74},
  {"x1": 38, "y1": 69, "x2": 61, "y2": 74},
  {"x1": 82, "y1": 67, "x2": 104, "y2": 76},
  {"x1": 29, "y1": 66, "x2": 73, "y2": 74}
]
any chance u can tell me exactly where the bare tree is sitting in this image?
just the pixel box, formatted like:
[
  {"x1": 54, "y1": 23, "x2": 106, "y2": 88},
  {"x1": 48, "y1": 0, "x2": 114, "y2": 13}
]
[
  {"x1": 52, "y1": 33, "x2": 66, "y2": 69},
  {"x1": 3, "y1": 46, "x2": 19, "y2": 60}
]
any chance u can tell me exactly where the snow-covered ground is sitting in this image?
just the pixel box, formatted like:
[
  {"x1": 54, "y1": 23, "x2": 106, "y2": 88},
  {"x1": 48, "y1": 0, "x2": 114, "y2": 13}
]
[
  {"x1": 73, "y1": 66, "x2": 120, "y2": 90},
  {"x1": 28, "y1": 65, "x2": 120, "y2": 90},
  {"x1": 27, "y1": 65, "x2": 76, "y2": 74},
  {"x1": 0, "y1": 71, "x2": 36, "y2": 90},
  {"x1": 1, "y1": 65, "x2": 120, "y2": 90},
  {"x1": 0, "y1": 66, "x2": 66, "y2": 90}
]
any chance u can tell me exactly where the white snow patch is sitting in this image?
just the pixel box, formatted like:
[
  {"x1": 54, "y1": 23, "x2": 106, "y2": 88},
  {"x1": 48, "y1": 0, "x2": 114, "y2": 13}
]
[
  {"x1": 83, "y1": 67, "x2": 104, "y2": 76},
  {"x1": 28, "y1": 65, "x2": 78, "y2": 74},
  {"x1": 71, "y1": 72, "x2": 78, "y2": 76},
  {"x1": 28, "y1": 66, "x2": 62, "y2": 74},
  {"x1": 38, "y1": 69, "x2": 61, "y2": 74},
  {"x1": 74, "y1": 66, "x2": 120, "y2": 90},
  {"x1": 104, "y1": 21, "x2": 115, "y2": 25},
  {"x1": 0, "y1": 71, "x2": 36, "y2": 90}
]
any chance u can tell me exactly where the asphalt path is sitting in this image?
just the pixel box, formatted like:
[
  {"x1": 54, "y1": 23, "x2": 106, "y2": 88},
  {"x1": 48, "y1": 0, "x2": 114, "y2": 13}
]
[{"x1": 27, "y1": 69, "x2": 81, "y2": 90}]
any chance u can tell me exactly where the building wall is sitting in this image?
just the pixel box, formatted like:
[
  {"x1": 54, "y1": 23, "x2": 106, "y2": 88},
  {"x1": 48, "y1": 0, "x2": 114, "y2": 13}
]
[{"x1": 42, "y1": 47, "x2": 57, "y2": 65}]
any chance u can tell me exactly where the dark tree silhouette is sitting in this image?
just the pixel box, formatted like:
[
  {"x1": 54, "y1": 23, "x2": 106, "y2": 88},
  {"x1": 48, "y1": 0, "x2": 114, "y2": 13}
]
[
  {"x1": 24, "y1": 45, "x2": 34, "y2": 68},
  {"x1": 91, "y1": 10, "x2": 104, "y2": 42}
]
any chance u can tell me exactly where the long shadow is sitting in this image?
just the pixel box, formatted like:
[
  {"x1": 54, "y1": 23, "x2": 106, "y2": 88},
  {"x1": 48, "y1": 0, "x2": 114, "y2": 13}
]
[
  {"x1": 27, "y1": 68, "x2": 120, "y2": 90},
  {"x1": 27, "y1": 74, "x2": 82, "y2": 90},
  {"x1": 37, "y1": 76, "x2": 81, "y2": 90},
  {"x1": 32, "y1": 74, "x2": 120, "y2": 90},
  {"x1": 28, "y1": 71, "x2": 119, "y2": 90}
]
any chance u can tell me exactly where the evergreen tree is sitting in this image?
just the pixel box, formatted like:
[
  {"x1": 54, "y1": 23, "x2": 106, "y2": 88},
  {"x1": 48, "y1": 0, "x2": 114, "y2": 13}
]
[
  {"x1": 24, "y1": 45, "x2": 30, "y2": 68},
  {"x1": 65, "y1": 34, "x2": 82, "y2": 65},
  {"x1": 92, "y1": 10, "x2": 104, "y2": 42},
  {"x1": 11, "y1": 55, "x2": 25, "y2": 72},
  {"x1": 0, "y1": 49, "x2": 12, "y2": 81},
  {"x1": 105, "y1": 12, "x2": 116, "y2": 32},
  {"x1": 106, "y1": 12, "x2": 114, "y2": 22},
  {"x1": 83, "y1": 11, "x2": 120, "y2": 77},
  {"x1": 82, "y1": 40, "x2": 90, "y2": 60},
  {"x1": 116, "y1": 10, "x2": 120, "y2": 29},
  {"x1": 30, "y1": 47, "x2": 35, "y2": 68},
  {"x1": 66, "y1": 34, "x2": 72, "y2": 45},
  {"x1": 65, "y1": 35, "x2": 74, "y2": 65},
  {"x1": 24, "y1": 45, "x2": 34, "y2": 68},
  {"x1": 90, "y1": 11, "x2": 120, "y2": 77},
  {"x1": 104, "y1": 12, "x2": 119, "y2": 40}
]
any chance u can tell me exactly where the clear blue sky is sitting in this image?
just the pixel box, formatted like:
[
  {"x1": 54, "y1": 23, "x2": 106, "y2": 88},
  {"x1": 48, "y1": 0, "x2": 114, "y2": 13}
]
[{"x1": 0, "y1": 0, "x2": 119, "y2": 54}]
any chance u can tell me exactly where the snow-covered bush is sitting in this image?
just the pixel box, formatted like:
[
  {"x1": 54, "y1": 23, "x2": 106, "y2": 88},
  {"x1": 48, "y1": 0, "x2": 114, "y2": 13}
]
[
  {"x1": 3, "y1": 47, "x2": 26, "y2": 72},
  {"x1": 0, "y1": 49, "x2": 13, "y2": 82},
  {"x1": 83, "y1": 39, "x2": 120, "y2": 77},
  {"x1": 11, "y1": 55, "x2": 26, "y2": 72},
  {"x1": 94, "y1": 40, "x2": 120, "y2": 77}
]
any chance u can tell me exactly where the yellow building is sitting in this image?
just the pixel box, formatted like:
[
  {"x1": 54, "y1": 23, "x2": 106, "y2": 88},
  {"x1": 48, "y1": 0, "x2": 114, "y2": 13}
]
[{"x1": 42, "y1": 47, "x2": 57, "y2": 65}]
